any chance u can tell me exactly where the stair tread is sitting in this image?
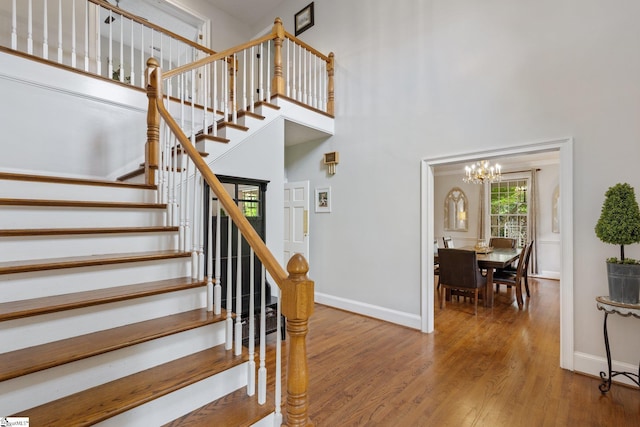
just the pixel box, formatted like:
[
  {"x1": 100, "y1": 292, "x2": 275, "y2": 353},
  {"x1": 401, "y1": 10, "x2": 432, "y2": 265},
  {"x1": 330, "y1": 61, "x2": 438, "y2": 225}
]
[
  {"x1": 195, "y1": 133, "x2": 230, "y2": 144},
  {"x1": 163, "y1": 388, "x2": 274, "y2": 427},
  {"x1": 218, "y1": 121, "x2": 249, "y2": 131},
  {"x1": 237, "y1": 110, "x2": 266, "y2": 121},
  {"x1": 0, "y1": 249, "x2": 191, "y2": 275},
  {"x1": 0, "y1": 225, "x2": 179, "y2": 237},
  {"x1": 0, "y1": 197, "x2": 166, "y2": 209},
  {"x1": 13, "y1": 345, "x2": 247, "y2": 426},
  {"x1": 0, "y1": 171, "x2": 155, "y2": 189},
  {"x1": 0, "y1": 276, "x2": 207, "y2": 321},
  {"x1": 117, "y1": 164, "x2": 145, "y2": 181},
  {"x1": 0, "y1": 306, "x2": 225, "y2": 382}
]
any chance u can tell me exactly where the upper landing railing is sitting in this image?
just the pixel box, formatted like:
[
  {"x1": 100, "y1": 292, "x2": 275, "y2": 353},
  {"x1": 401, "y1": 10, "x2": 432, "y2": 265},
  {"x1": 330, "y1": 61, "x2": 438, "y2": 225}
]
[
  {"x1": 3, "y1": 0, "x2": 213, "y2": 87},
  {"x1": 3, "y1": 1, "x2": 335, "y2": 117}
]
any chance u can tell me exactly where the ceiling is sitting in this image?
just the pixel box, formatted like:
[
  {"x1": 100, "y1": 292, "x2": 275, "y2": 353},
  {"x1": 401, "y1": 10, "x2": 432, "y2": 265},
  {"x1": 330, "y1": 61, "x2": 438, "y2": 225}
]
[{"x1": 203, "y1": 0, "x2": 286, "y2": 27}]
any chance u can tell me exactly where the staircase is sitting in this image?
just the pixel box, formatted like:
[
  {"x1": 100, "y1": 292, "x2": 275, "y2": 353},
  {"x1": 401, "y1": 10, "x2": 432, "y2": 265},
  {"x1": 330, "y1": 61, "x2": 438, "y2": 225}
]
[
  {"x1": 2, "y1": 7, "x2": 334, "y2": 423},
  {"x1": 0, "y1": 172, "x2": 271, "y2": 425}
]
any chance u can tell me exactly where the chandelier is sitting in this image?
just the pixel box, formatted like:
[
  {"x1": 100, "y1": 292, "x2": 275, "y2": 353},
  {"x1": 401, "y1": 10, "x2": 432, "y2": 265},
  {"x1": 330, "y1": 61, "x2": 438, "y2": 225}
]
[{"x1": 463, "y1": 160, "x2": 501, "y2": 184}]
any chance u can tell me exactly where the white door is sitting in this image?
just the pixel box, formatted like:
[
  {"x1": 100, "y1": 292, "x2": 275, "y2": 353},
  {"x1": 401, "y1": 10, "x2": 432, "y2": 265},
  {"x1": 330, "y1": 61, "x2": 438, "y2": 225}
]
[{"x1": 284, "y1": 181, "x2": 309, "y2": 262}]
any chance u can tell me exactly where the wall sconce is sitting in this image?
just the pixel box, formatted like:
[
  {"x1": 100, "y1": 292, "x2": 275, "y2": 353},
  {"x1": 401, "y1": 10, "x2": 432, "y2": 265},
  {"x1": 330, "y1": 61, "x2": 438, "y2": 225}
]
[{"x1": 324, "y1": 151, "x2": 339, "y2": 175}]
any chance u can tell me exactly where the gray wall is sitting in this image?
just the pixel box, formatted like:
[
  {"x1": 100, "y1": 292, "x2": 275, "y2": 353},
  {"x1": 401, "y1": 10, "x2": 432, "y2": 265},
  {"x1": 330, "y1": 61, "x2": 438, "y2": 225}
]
[{"x1": 261, "y1": 0, "x2": 640, "y2": 375}]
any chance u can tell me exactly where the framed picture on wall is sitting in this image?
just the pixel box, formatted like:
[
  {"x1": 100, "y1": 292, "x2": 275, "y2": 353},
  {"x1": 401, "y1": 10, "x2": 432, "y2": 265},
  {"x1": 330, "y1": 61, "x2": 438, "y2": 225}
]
[
  {"x1": 315, "y1": 186, "x2": 331, "y2": 213},
  {"x1": 295, "y1": 2, "x2": 314, "y2": 36}
]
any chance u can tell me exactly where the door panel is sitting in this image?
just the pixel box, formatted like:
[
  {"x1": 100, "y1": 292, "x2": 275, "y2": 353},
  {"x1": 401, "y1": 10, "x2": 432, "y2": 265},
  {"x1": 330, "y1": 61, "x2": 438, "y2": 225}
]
[{"x1": 284, "y1": 181, "x2": 309, "y2": 262}]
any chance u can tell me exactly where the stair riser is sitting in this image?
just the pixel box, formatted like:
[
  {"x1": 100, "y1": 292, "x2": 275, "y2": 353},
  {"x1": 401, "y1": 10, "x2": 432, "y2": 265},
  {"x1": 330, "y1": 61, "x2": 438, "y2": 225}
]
[
  {"x1": 96, "y1": 363, "x2": 248, "y2": 427},
  {"x1": 0, "y1": 258, "x2": 191, "y2": 302},
  {"x1": 0, "y1": 288, "x2": 207, "y2": 352},
  {"x1": 218, "y1": 126, "x2": 246, "y2": 141},
  {"x1": 237, "y1": 114, "x2": 264, "y2": 128},
  {"x1": 0, "y1": 181, "x2": 157, "y2": 203},
  {"x1": 253, "y1": 104, "x2": 280, "y2": 119},
  {"x1": 0, "y1": 206, "x2": 167, "y2": 228},
  {"x1": 0, "y1": 323, "x2": 226, "y2": 415},
  {"x1": 0, "y1": 233, "x2": 179, "y2": 262}
]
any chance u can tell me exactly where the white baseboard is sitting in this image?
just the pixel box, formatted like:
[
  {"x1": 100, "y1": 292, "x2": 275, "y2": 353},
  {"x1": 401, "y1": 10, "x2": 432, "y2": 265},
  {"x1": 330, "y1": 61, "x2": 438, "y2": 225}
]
[
  {"x1": 574, "y1": 351, "x2": 639, "y2": 388},
  {"x1": 535, "y1": 271, "x2": 561, "y2": 280},
  {"x1": 314, "y1": 292, "x2": 421, "y2": 330}
]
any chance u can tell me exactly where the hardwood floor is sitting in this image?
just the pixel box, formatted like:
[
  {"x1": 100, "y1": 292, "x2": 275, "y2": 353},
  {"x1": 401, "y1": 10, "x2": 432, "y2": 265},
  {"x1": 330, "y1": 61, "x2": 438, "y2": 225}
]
[{"x1": 274, "y1": 278, "x2": 639, "y2": 426}]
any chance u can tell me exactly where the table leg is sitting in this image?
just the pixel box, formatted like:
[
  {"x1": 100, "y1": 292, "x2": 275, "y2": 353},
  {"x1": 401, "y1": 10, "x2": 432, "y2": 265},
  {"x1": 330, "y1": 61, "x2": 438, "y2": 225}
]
[
  {"x1": 485, "y1": 268, "x2": 494, "y2": 308},
  {"x1": 599, "y1": 312, "x2": 613, "y2": 393}
]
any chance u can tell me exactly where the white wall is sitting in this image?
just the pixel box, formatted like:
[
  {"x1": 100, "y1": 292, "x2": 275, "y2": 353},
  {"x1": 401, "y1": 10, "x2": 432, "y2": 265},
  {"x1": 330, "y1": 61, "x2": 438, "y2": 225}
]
[
  {"x1": 208, "y1": 118, "x2": 286, "y2": 272},
  {"x1": 265, "y1": 0, "x2": 640, "y2": 372},
  {"x1": 535, "y1": 163, "x2": 562, "y2": 278},
  {"x1": 176, "y1": 0, "x2": 253, "y2": 49},
  {"x1": 0, "y1": 51, "x2": 147, "y2": 179}
]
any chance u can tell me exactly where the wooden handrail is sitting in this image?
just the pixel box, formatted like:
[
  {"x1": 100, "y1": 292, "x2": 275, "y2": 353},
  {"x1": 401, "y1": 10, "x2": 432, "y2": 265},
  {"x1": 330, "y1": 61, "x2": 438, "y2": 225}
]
[
  {"x1": 146, "y1": 58, "x2": 287, "y2": 285},
  {"x1": 283, "y1": 31, "x2": 331, "y2": 62},
  {"x1": 147, "y1": 54, "x2": 315, "y2": 427},
  {"x1": 162, "y1": 18, "x2": 335, "y2": 80},
  {"x1": 89, "y1": 0, "x2": 216, "y2": 56},
  {"x1": 162, "y1": 33, "x2": 275, "y2": 80}
]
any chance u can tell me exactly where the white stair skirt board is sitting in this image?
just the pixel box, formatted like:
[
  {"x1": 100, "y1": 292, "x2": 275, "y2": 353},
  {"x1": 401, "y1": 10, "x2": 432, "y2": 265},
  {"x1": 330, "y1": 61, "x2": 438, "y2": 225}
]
[
  {"x1": 0, "y1": 323, "x2": 226, "y2": 415},
  {"x1": 0, "y1": 258, "x2": 191, "y2": 302},
  {"x1": 94, "y1": 362, "x2": 248, "y2": 427},
  {"x1": 0, "y1": 287, "x2": 207, "y2": 352}
]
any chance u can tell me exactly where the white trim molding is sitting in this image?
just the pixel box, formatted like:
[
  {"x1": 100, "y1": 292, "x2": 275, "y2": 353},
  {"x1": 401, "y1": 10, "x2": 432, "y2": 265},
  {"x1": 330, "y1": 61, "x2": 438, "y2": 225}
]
[{"x1": 420, "y1": 137, "x2": 574, "y2": 372}]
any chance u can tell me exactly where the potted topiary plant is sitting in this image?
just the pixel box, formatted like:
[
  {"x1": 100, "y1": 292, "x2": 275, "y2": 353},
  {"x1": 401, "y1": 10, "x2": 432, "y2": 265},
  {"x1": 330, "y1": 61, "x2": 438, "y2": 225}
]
[{"x1": 595, "y1": 182, "x2": 640, "y2": 304}]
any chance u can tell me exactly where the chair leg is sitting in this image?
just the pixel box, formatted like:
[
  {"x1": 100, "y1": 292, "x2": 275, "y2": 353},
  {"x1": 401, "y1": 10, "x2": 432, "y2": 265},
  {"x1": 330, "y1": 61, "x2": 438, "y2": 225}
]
[
  {"x1": 473, "y1": 289, "x2": 478, "y2": 315},
  {"x1": 440, "y1": 285, "x2": 445, "y2": 309},
  {"x1": 524, "y1": 275, "x2": 530, "y2": 297},
  {"x1": 515, "y1": 280, "x2": 523, "y2": 308}
]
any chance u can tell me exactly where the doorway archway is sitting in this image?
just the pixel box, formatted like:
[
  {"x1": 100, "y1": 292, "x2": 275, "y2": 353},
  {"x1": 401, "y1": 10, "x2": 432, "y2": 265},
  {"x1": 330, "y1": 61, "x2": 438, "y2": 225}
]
[{"x1": 420, "y1": 137, "x2": 574, "y2": 370}]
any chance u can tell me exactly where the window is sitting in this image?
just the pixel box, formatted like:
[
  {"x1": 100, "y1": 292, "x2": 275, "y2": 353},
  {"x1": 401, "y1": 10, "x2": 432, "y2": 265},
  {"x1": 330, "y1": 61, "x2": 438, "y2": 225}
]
[
  {"x1": 490, "y1": 179, "x2": 528, "y2": 247},
  {"x1": 238, "y1": 185, "x2": 260, "y2": 218}
]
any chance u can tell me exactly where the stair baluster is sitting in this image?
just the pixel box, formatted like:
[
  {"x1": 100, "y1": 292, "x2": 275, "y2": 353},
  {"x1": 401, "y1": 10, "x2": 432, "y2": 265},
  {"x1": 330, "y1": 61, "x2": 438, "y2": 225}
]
[
  {"x1": 247, "y1": 249, "x2": 256, "y2": 396},
  {"x1": 214, "y1": 199, "x2": 222, "y2": 315}
]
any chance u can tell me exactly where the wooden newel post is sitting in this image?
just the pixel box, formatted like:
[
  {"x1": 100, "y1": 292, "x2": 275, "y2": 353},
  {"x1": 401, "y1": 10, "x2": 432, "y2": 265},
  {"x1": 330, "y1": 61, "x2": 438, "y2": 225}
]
[
  {"x1": 272, "y1": 17, "x2": 285, "y2": 96},
  {"x1": 145, "y1": 57, "x2": 160, "y2": 186},
  {"x1": 327, "y1": 52, "x2": 335, "y2": 116},
  {"x1": 282, "y1": 254, "x2": 314, "y2": 427}
]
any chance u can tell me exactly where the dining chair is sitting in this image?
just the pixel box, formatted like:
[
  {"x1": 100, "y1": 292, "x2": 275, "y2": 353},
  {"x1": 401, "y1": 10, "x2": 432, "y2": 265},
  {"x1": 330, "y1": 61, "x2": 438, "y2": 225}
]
[
  {"x1": 493, "y1": 244, "x2": 527, "y2": 308},
  {"x1": 520, "y1": 240, "x2": 534, "y2": 297},
  {"x1": 489, "y1": 237, "x2": 516, "y2": 248},
  {"x1": 438, "y1": 248, "x2": 487, "y2": 315},
  {"x1": 433, "y1": 240, "x2": 440, "y2": 275},
  {"x1": 442, "y1": 236, "x2": 454, "y2": 248}
]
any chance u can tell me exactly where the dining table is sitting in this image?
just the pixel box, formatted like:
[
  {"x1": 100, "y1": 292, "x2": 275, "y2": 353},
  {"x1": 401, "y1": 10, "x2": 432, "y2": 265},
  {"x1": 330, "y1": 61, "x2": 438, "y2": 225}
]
[{"x1": 436, "y1": 246, "x2": 521, "y2": 308}]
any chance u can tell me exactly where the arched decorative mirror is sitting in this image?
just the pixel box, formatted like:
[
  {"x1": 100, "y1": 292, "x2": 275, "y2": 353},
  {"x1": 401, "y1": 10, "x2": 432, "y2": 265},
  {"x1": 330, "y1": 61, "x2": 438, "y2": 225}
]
[{"x1": 444, "y1": 187, "x2": 468, "y2": 231}]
